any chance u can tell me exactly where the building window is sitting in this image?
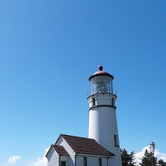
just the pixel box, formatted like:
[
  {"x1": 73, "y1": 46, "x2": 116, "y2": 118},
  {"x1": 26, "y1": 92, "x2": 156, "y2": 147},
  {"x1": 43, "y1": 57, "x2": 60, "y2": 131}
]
[
  {"x1": 61, "y1": 161, "x2": 66, "y2": 166},
  {"x1": 114, "y1": 135, "x2": 119, "y2": 147},
  {"x1": 92, "y1": 98, "x2": 95, "y2": 106},
  {"x1": 83, "y1": 157, "x2": 87, "y2": 166},
  {"x1": 99, "y1": 158, "x2": 102, "y2": 166}
]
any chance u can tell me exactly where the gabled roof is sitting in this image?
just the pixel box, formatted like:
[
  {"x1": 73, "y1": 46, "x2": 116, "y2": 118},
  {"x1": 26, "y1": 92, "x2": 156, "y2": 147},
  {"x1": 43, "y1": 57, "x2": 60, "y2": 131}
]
[
  {"x1": 57, "y1": 134, "x2": 115, "y2": 157},
  {"x1": 53, "y1": 145, "x2": 69, "y2": 156},
  {"x1": 45, "y1": 145, "x2": 69, "y2": 157}
]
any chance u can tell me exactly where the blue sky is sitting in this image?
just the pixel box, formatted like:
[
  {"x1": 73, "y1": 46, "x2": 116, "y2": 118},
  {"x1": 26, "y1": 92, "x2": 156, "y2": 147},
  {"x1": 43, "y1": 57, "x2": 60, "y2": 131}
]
[{"x1": 0, "y1": 0, "x2": 166, "y2": 165}]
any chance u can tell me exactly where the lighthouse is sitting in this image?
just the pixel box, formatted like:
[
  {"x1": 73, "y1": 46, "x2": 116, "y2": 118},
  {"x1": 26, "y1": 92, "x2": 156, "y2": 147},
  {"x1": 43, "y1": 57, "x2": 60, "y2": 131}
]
[
  {"x1": 88, "y1": 66, "x2": 122, "y2": 166},
  {"x1": 46, "y1": 66, "x2": 122, "y2": 166}
]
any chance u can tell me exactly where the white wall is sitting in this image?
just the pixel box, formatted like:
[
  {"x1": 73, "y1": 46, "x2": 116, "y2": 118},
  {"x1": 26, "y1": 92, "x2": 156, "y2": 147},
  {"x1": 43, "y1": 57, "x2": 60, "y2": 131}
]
[
  {"x1": 76, "y1": 155, "x2": 108, "y2": 166},
  {"x1": 88, "y1": 93, "x2": 122, "y2": 166},
  {"x1": 60, "y1": 156, "x2": 70, "y2": 166},
  {"x1": 47, "y1": 147, "x2": 59, "y2": 166},
  {"x1": 89, "y1": 106, "x2": 119, "y2": 151},
  {"x1": 108, "y1": 154, "x2": 122, "y2": 166}
]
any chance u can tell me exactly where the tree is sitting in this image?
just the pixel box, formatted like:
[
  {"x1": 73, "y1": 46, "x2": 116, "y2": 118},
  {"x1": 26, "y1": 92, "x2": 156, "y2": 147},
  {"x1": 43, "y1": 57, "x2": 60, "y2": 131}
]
[
  {"x1": 158, "y1": 159, "x2": 166, "y2": 166},
  {"x1": 139, "y1": 149, "x2": 157, "y2": 166},
  {"x1": 121, "y1": 148, "x2": 136, "y2": 166}
]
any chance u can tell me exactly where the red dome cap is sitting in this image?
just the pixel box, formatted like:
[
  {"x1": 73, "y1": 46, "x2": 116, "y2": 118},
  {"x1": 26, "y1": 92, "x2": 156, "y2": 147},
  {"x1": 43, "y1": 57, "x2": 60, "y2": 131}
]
[{"x1": 89, "y1": 66, "x2": 114, "y2": 81}]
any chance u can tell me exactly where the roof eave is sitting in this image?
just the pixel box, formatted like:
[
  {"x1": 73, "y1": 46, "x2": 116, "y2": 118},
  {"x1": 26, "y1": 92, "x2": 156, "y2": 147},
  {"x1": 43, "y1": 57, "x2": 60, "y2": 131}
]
[
  {"x1": 45, "y1": 144, "x2": 54, "y2": 158},
  {"x1": 76, "y1": 153, "x2": 115, "y2": 157},
  {"x1": 89, "y1": 73, "x2": 114, "y2": 81}
]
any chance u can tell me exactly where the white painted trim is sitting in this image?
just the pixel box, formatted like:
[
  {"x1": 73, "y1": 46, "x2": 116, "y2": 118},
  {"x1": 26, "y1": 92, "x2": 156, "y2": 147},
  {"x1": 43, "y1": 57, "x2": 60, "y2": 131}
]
[{"x1": 76, "y1": 153, "x2": 113, "y2": 158}]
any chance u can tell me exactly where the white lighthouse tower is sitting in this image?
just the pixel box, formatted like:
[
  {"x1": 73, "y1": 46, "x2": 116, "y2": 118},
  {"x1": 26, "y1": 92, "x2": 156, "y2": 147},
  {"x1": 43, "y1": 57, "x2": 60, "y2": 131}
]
[{"x1": 88, "y1": 66, "x2": 122, "y2": 166}]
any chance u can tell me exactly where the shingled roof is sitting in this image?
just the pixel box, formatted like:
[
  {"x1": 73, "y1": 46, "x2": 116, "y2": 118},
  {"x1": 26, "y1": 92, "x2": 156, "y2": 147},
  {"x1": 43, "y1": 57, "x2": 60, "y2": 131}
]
[
  {"x1": 45, "y1": 145, "x2": 69, "y2": 157},
  {"x1": 57, "y1": 134, "x2": 115, "y2": 156},
  {"x1": 53, "y1": 145, "x2": 69, "y2": 156}
]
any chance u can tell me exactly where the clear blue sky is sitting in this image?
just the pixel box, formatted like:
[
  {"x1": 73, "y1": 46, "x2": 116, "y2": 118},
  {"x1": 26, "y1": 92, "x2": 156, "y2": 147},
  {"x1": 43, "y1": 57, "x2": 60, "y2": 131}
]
[{"x1": 0, "y1": 0, "x2": 166, "y2": 165}]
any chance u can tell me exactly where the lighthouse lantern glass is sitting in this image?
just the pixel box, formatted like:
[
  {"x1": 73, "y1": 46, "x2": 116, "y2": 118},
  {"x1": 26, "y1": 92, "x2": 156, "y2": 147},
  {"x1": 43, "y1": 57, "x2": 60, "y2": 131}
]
[{"x1": 90, "y1": 76, "x2": 113, "y2": 95}]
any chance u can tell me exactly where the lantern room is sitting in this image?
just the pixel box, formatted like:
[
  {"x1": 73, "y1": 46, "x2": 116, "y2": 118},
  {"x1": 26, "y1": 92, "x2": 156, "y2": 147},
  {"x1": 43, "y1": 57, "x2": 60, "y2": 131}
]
[{"x1": 89, "y1": 66, "x2": 114, "y2": 95}]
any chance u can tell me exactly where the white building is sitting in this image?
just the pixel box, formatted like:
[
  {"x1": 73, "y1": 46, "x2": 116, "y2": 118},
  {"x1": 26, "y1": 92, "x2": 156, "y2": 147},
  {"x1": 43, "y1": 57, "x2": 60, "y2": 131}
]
[{"x1": 46, "y1": 66, "x2": 122, "y2": 166}]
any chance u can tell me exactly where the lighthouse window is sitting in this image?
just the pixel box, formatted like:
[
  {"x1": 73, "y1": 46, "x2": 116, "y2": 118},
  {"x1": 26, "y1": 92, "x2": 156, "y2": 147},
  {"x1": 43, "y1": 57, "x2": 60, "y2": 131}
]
[
  {"x1": 92, "y1": 98, "x2": 95, "y2": 106},
  {"x1": 107, "y1": 83, "x2": 110, "y2": 93},
  {"x1": 112, "y1": 98, "x2": 114, "y2": 106},
  {"x1": 114, "y1": 135, "x2": 119, "y2": 147},
  {"x1": 83, "y1": 157, "x2": 87, "y2": 166},
  {"x1": 99, "y1": 158, "x2": 102, "y2": 166},
  {"x1": 97, "y1": 82, "x2": 106, "y2": 93}
]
